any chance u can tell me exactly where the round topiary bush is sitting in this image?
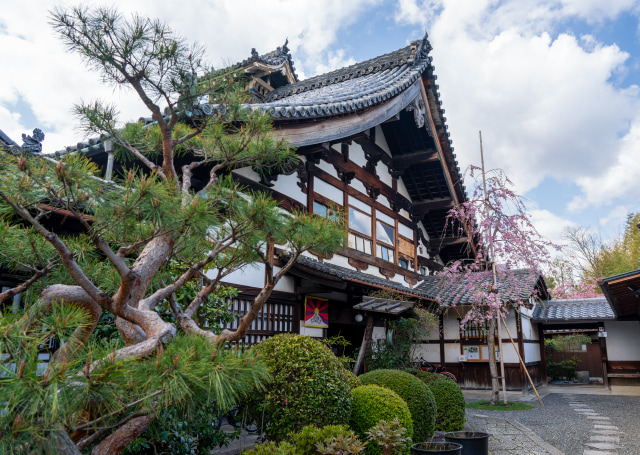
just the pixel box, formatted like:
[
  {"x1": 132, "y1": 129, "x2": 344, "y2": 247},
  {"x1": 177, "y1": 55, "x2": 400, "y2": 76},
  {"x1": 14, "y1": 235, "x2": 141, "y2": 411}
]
[
  {"x1": 344, "y1": 369, "x2": 361, "y2": 389},
  {"x1": 423, "y1": 377, "x2": 466, "y2": 432},
  {"x1": 408, "y1": 370, "x2": 441, "y2": 384},
  {"x1": 349, "y1": 385, "x2": 413, "y2": 454},
  {"x1": 358, "y1": 369, "x2": 436, "y2": 441},
  {"x1": 249, "y1": 334, "x2": 352, "y2": 442}
]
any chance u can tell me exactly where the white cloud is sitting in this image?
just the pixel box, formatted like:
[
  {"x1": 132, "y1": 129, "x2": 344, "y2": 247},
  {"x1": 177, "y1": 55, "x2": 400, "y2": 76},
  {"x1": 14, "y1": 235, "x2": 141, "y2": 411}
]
[
  {"x1": 392, "y1": 0, "x2": 640, "y2": 218},
  {"x1": 529, "y1": 208, "x2": 577, "y2": 246},
  {"x1": 598, "y1": 205, "x2": 632, "y2": 229},
  {"x1": 0, "y1": 0, "x2": 378, "y2": 152},
  {"x1": 568, "y1": 118, "x2": 640, "y2": 211}
]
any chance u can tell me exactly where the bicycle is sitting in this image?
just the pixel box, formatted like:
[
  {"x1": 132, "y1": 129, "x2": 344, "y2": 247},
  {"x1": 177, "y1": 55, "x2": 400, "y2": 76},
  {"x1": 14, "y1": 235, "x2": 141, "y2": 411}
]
[{"x1": 411, "y1": 357, "x2": 458, "y2": 383}]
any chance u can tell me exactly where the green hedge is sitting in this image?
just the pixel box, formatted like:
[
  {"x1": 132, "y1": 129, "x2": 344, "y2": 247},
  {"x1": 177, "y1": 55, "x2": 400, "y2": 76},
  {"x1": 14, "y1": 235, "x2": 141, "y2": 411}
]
[
  {"x1": 249, "y1": 334, "x2": 352, "y2": 442},
  {"x1": 349, "y1": 385, "x2": 413, "y2": 454},
  {"x1": 408, "y1": 373, "x2": 466, "y2": 432},
  {"x1": 358, "y1": 369, "x2": 436, "y2": 441}
]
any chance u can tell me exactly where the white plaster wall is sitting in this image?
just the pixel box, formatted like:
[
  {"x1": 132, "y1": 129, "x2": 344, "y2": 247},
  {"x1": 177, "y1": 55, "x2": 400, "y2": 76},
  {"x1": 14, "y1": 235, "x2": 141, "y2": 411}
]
[
  {"x1": 271, "y1": 173, "x2": 307, "y2": 206},
  {"x1": 415, "y1": 343, "x2": 441, "y2": 363},
  {"x1": 349, "y1": 143, "x2": 367, "y2": 167},
  {"x1": 504, "y1": 310, "x2": 518, "y2": 336},
  {"x1": 232, "y1": 166, "x2": 261, "y2": 182},
  {"x1": 443, "y1": 316, "x2": 461, "y2": 340},
  {"x1": 605, "y1": 321, "x2": 640, "y2": 361},
  {"x1": 445, "y1": 343, "x2": 462, "y2": 363},
  {"x1": 521, "y1": 317, "x2": 539, "y2": 340},
  {"x1": 398, "y1": 223, "x2": 413, "y2": 239},
  {"x1": 300, "y1": 323, "x2": 323, "y2": 337},
  {"x1": 316, "y1": 159, "x2": 339, "y2": 179},
  {"x1": 272, "y1": 266, "x2": 296, "y2": 293},
  {"x1": 397, "y1": 178, "x2": 411, "y2": 201},
  {"x1": 376, "y1": 161, "x2": 393, "y2": 186},
  {"x1": 372, "y1": 326, "x2": 386, "y2": 341},
  {"x1": 399, "y1": 209, "x2": 411, "y2": 220},
  {"x1": 314, "y1": 178, "x2": 343, "y2": 202},
  {"x1": 378, "y1": 194, "x2": 391, "y2": 209},
  {"x1": 524, "y1": 342, "x2": 541, "y2": 363},
  {"x1": 424, "y1": 326, "x2": 439, "y2": 341},
  {"x1": 417, "y1": 221, "x2": 430, "y2": 242},
  {"x1": 374, "y1": 125, "x2": 392, "y2": 156},
  {"x1": 498, "y1": 343, "x2": 519, "y2": 363},
  {"x1": 350, "y1": 179, "x2": 368, "y2": 196},
  {"x1": 217, "y1": 263, "x2": 264, "y2": 288},
  {"x1": 324, "y1": 253, "x2": 355, "y2": 271}
]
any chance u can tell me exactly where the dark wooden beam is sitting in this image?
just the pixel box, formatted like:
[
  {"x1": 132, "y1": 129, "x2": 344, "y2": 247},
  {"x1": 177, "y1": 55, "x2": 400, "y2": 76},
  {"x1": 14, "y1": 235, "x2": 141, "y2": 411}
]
[
  {"x1": 428, "y1": 236, "x2": 469, "y2": 253},
  {"x1": 391, "y1": 149, "x2": 438, "y2": 168},
  {"x1": 412, "y1": 197, "x2": 454, "y2": 215}
]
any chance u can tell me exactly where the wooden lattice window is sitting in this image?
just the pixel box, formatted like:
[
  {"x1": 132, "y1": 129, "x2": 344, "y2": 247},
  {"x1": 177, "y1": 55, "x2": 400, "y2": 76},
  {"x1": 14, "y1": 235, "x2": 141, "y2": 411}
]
[
  {"x1": 461, "y1": 320, "x2": 498, "y2": 341},
  {"x1": 223, "y1": 297, "x2": 295, "y2": 347}
]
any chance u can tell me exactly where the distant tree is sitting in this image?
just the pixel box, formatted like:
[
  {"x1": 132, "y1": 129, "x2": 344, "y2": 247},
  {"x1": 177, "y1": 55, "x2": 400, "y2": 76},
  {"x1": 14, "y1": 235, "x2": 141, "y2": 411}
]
[
  {"x1": 0, "y1": 6, "x2": 345, "y2": 454},
  {"x1": 437, "y1": 160, "x2": 559, "y2": 405},
  {"x1": 562, "y1": 212, "x2": 640, "y2": 282},
  {"x1": 547, "y1": 258, "x2": 600, "y2": 300}
]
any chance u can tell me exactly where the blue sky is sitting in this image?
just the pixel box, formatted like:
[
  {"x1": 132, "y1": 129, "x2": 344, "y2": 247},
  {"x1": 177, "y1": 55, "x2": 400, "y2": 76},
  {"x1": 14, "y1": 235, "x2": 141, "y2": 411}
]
[{"x1": 1, "y1": 0, "x2": 640, "y2": 250}]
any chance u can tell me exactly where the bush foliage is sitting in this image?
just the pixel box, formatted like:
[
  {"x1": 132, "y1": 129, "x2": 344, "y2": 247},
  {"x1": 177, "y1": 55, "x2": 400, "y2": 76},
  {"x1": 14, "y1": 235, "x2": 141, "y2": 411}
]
[
  {"x1": 358, "y1": 369, "x2": 436, "y2": 441},
  {"x1": 424, "y1": 378, "x2": 466, "y2": 432},
  {"x1": 349, "y1": 385, "x2": 413, "y2": 455},
  {"x1": 246, "y1": 425, "x2": 365, "y2": 455},
  {"x1": 249, "y1": 334, "x2": 352, "y2": 441}
]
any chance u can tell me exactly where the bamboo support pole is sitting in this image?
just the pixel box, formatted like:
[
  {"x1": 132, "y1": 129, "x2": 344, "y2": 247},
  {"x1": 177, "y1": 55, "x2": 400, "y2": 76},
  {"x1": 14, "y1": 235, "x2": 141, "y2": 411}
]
[{"x1": 500, "y1": 314, "x2": 543, "y2": 406}]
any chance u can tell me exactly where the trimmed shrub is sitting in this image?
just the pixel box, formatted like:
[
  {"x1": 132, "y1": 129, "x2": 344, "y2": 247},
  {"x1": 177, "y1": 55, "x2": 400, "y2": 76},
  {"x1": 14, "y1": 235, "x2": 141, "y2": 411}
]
[
  {"x1": 246, "y1": 425, "x2": 365, "y2": 455},
  {"x1": 407, "y1": 370, "x2": 440, "y2": 384},
  {"x1": 244, "y1": 441, "x2": 299, "y2": 455},
  {"x1": 289, "y1": 424, "x2": 362, "y2": 455},
  {"x1": 358, "y1": 369, "x2": 436, "y2": 441},
  {"x1": 349, "y1": 385, "x2": 413, "y2": 454},
  {"x1": 424, "y1": 378, "x2": 466, "y2": 432},
  {"x1": 345, "y1": 369, "x2": 362, "y2": 389},
  {"x1": 249, "y1": 334, "x2": 352, "y2": 442}
]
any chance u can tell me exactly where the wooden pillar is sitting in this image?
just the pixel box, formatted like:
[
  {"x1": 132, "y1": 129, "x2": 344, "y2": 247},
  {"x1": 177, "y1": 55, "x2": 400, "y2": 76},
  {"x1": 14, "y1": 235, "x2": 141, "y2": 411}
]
[
  {"x1": 599, "y1": 323, "x2": 610, "y2": 390},
  {"x1": 439, "y1": 312, "x2": 445, "y2": 367},
  {"x1": 353, "y1": 314, "x2": 374, "y2": 376},
  {"x1": 517, "y1": 312, "x2": 526, "y2": 394},
  {"x1": 537, "y1": 324, "x2": 548, "y2": 386}
]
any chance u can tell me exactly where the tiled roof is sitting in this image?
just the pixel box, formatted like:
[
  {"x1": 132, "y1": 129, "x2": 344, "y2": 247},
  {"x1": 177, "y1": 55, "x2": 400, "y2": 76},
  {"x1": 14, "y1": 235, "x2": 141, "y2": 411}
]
[
  {"x1": 416, "y1": 269, "x2": 542, "y2": 305},
  {"x1": 295, "y1": 255, "x2": 431, "y2": 299},
  {"x1": 533, "y1": 297, "x2": 616, "y2": 321},
  {"x1": 253, "y1": 34, "x2": 433, "y2": 119},
  {"x1": 0, "y1": 129, "x2": 18, "y2": 149}
]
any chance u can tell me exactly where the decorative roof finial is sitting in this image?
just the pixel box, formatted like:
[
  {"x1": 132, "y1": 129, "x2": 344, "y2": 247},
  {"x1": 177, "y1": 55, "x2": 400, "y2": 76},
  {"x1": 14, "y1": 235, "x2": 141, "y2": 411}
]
[{"x1": 20, "y1": 128, "x2": 45, "y2": 154}]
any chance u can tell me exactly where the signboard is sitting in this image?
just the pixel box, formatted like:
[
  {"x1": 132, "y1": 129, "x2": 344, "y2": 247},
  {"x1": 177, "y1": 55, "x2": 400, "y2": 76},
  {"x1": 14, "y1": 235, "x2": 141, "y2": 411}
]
[
  {"x1": 304, "y1": 296, "x2": 329, "y2": 328},
  {"x1": 464, "y1": 346, "x2": 480, "y2": 360}
]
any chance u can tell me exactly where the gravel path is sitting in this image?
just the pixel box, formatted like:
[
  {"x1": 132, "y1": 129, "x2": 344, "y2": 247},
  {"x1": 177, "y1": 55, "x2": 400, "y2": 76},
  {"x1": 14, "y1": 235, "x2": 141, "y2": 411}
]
[{"x1": 466, "y1": 392, "x2": 640, "y2": 455}]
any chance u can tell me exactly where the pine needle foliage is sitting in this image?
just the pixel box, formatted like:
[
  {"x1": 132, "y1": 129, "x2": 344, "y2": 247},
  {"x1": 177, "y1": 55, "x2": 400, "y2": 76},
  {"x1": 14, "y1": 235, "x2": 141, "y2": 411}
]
[
  {"x1": 0, "y1": 5, "x2": 346, "y2": 452},
  {"x1": 0, "y1": 302, "x2": 269, "y2": 453}
]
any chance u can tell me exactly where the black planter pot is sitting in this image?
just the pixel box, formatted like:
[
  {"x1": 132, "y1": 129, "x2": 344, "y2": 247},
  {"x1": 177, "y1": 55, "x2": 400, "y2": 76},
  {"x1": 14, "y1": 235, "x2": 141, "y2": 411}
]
[
  {"x1": 411, "y1": 442, "x2": 463, "y2": 454},
  {"x1": 444, "y1": 431, "x2": 490, "y2": 455}
]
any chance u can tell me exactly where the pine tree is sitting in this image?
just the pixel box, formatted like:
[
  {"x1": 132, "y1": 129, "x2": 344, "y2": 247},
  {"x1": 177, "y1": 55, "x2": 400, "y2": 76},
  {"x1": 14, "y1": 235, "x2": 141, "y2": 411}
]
[{"x1": 0, "y1": 6, "x2": 345, "y2": 453}]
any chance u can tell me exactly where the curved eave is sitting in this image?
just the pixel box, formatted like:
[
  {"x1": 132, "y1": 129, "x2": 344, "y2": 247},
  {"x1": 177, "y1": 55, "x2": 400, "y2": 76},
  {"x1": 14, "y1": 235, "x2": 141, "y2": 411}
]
[{"x1": 269, "y1": 81, "x2": 422, "y2": 147}]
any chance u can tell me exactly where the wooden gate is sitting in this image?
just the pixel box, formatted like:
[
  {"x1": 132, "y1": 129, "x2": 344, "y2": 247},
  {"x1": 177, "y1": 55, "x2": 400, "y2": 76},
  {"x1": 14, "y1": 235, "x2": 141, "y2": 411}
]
[{"x1": 550, "y1": 342, "x2": 603, "y2": 377}]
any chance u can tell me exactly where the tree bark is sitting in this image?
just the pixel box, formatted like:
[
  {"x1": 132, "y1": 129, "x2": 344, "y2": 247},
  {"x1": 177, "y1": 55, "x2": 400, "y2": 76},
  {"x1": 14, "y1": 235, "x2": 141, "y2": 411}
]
[
  {"x1": 487, "y1": 317, "x2": 500, "y2": 405},
  {"x1": 91, "y1": 415, "x2": 154, "y2": 455},
  {"x1": 353, "y1": 314, "x2": 374, "y2": 375}
]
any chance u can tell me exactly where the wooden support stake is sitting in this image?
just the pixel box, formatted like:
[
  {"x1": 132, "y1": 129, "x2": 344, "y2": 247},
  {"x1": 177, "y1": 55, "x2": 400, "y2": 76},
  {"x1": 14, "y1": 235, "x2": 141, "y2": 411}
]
[
  {"x1": 353, "y1": 314, "x2": 374, "y2": 376},
  {"x1": 500, "y1": 314, "x2": 544, "y2": 407}
]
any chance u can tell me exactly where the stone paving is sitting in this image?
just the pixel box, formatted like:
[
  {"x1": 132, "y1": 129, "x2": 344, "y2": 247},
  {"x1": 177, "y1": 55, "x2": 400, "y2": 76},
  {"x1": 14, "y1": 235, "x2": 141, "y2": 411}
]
[{"x1": 467, "y1": 412, "x2": 563, "y2": 455}]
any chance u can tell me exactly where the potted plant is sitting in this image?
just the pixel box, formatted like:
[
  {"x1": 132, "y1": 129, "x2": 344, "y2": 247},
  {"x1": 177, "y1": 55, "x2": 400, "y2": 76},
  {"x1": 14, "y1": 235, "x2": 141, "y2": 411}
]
[
  {"x1": 411, "y1": 442, "x2": 463, "y2": 454},
  {"x1": 444, "y1": 431, "x2": 490, "y2": 455}
]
